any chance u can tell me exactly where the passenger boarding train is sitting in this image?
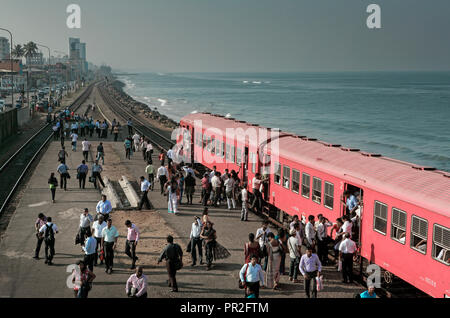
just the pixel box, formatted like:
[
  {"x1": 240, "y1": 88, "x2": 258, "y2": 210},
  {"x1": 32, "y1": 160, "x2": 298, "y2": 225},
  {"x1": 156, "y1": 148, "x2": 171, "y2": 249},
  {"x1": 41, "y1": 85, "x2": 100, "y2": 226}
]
[{"x1": 176, "y1": 112, "x2": 449, "y2": 298}]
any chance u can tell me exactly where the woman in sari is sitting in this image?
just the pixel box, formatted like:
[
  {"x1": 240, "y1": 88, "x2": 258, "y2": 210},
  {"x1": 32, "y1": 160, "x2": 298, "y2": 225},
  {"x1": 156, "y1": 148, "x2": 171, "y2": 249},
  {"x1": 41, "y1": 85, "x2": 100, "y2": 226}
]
[{"x1": 264, "y1": 232, "x2": 282, "y2": 290}]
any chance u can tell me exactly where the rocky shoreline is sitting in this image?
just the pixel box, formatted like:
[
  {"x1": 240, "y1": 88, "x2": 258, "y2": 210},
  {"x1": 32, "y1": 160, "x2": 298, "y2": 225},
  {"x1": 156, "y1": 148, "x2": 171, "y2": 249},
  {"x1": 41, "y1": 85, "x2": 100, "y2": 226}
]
[{"x1": 106, "y1": 79, "x2": 179, "y2": 130}]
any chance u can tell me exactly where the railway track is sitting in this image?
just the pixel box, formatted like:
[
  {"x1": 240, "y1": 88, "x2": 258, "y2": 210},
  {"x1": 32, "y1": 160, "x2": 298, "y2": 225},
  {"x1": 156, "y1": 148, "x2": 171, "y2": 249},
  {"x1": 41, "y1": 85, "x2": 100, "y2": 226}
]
[
  {"x1": 97, "y1": 83, "x2": 175, "y2": 151},
  {"x1": 0, "y1": 83, "x2": 95, "y2": 215}
]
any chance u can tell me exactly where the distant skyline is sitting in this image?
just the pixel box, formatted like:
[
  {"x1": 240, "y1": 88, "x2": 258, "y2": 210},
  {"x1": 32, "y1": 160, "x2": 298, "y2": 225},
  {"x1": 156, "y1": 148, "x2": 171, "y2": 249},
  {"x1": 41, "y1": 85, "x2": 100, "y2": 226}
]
[{"x1": 1, "y1": 0, "x2": 449, "y2": 72}]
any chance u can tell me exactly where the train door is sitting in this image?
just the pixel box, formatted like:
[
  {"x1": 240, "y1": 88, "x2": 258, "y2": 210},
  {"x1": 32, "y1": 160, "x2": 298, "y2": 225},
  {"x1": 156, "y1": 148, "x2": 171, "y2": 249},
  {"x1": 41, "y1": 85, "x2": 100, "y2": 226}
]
[
  {"x1": 189, "y1": 126, "x2": 195, "y2": 164},
  {"x1": 260, "y1": 154, "x2": 271, "y2": 201},
  {"x1": 342, "y1": 183, "x2": 364, "y2": 245},
  {"x1": 243, "y1": 147, "x2": 249, "y2": 185}
]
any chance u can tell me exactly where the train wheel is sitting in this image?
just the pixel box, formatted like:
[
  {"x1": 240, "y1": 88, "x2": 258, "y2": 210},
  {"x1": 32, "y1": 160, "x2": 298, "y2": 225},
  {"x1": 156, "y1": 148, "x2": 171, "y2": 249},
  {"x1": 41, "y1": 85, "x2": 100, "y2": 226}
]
[{"x1": 384, "y1": 271, "x2": 394, "y2": 285}]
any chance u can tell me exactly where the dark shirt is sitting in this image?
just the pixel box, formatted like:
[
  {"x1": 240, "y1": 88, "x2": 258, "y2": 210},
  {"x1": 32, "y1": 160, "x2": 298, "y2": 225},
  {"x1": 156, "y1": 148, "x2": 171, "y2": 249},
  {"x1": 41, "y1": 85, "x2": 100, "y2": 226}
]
[
  {"x1": 97, "y1": 145, "x2": 104, "y2": 153},
  {"x1": 185, "y1": 175, "x2": 196, "y2": 187},
  {"x1": 158, "y1": 243, "x2": 183, "y2": 262}
]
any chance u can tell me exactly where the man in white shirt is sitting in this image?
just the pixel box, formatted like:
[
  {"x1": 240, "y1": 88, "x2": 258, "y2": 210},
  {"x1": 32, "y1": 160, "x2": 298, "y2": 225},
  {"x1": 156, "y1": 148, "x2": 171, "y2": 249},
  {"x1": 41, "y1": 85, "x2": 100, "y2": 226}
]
[
  {"x1": 167, "y1": 148, "x2": 174, "y2": 168},
  {"x1": 240, "y1": 183, "x2": 248, "y2": 221},
  {"x1": 146, "y1": 142, "x2": 153, "y2": 162},
  {"x1": 255, "y1": 220, "x2": 271, "y2": 270},
  {"x1": 339, "y1": 233, "x2": 357, "y2": 284},
  {"x1": 305, "y1": 215, "x2": 317, "y2": 249},
  {"x1": 132, "y1": 133, "x2": 141, "y2": 152},
  {"x1": 138, "y1": 176, "x2": 151, "y2": 211},
  {"x1": 189, "y1": 216, "x2": 203, "y2": 266},
  {"x1": 250, "y1": 173, "x2": 263, "y2": 212},
  {"x1": 70, "y1": 132, "x2": 79, "y2": 152},
  {"x1": 288, "y1": 229, "x2": 301, "y2": 282},
  {"x1": 96, "y1": 195, "x2": 112, "y2": 221},
  {"x1": 91, "y1": 215, "x2": 107, "y2": 266},
  {"x1": 224, "y1": 174, "x2": 236, "y2": 210},
  {"x1": 341, "y1": 215, "x2": 353, "y2": 238},
  {"x1": 157, "y1": 164, "x2": 169, "y2": 195},
  {"x1": 239, "y1": 255, "x2": 264, "y2": 298},
  {"x1": 39, "y1": 216, "x2": 59, "y2": 265},
  {"x1": 290, "y1": 215, "x2": 300, "y2": 231},
  {"x1": 81, "y1": 138, "x2": 90, "y2": 162},
  {"x1": 211, "y1": 172, "x2": 221, "y2": 207},
  {"x1": 79, "y1": 208, "x2": 93, "y2": 247}
]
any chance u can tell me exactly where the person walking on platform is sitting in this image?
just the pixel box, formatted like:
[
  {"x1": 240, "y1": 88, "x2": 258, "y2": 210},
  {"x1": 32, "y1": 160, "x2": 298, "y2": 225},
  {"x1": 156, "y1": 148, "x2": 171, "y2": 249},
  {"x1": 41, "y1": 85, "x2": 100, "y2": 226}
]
[
  {"x1": 146, "y1": 141, "x2": 153, "y2": 163},
  {"x1": 159, "y1": 150, "x2": 165, "y2": 167},
  {"x1": 190, "y1": 216, "x2": 203, "y2": 266},
  {"x1": 97, "y1": 142, "x2": 105, "y2": 165},
  {"x1": 239, "y1": 255, "x2": 265, "y2": 299},
  {"x1": 138, "y1": 176, "x2": 151, "y2": 210},
  {"x1": 77, "y1": 160, "x2": 89, "y2": 189},
  {"x1": 48, "y1": 173, "x2": 58, "y2": 203},
  {"x1": 184, "y1": 172, "x2": 196, "y2": 205},
  {"x1": 82, "y1": 138, "x2": 90, "y2": 162},
  {"x1": 241, "y1": 183, "x2": 249, "y2": 221},
  {"x1": 92, "y1": 160, "x2": 105, "y2": 189},
  {"x1": 71, "y1": 131, "x2": 79, "y2": 152},
  {"x1": 34, "y1": 213, "x2": 47, "y2": 260},
  {"x1": 133, "y1": 132, "x2": 141, "y2": 152},
  {"x1": 127, "y1": 118, "x2": 133, "y2": 135},
  {"x1": 96, "y1": 195, "x2": 112, "y2": 221},
  {"x1": 113, "y1": 125, "x2": 120, "y2": 142},
  {"x1": 157, "y1": 164, "x2": 169, "y2": 195},
  {"x1": 83, "y1": 229, "x2": 96, "y2": 272},
  {"x1": 299, "y1": 246, "x2": 322, "y2": 298},
  {"x1": 145, "y1": 162, "x2": 155, "y2": 191},
  {"x1": 72, "y1": 260, "x2": 96, "y2": 298},
  {"x1": 126, "y1": 266, "x2": 148, "y2": 298},
  {"x1": 124, "y1": 137, "x2": 132, "y2": 160},
  {"x1": 111, "y1": 119, "x2": 117, "y2": 135},
  {"x1": 101, "y1": 218, "x2": 119, "y2": 274},
  {"x1": 91, "y1": 215, "x2": 107, "y2": 266},
  {"x1": 79, "y1": 208, "x2": 94, "y2": 247},
  {"x1": 158, "y1": 235, "x2": 183, "y2": 292},
  {"x1": 58, "y1": 146, "x2": 68, "y2": 164},
  {"x1": 38, "y1": 217, "x2": 58, "y2": 266},
  {"x1": 125, "y1": 220, "x2": 140, "y2": 269},
  {"x1": 57, "y1": 162, "x2": 70, "y2": 191}
]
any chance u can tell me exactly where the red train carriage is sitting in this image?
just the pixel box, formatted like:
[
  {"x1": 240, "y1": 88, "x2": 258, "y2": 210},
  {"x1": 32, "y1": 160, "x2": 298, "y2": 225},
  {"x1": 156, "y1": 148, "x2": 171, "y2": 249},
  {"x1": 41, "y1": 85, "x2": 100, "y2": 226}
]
[{"x1": 178, "y1": 113, "x2": 450, "y2": 298}]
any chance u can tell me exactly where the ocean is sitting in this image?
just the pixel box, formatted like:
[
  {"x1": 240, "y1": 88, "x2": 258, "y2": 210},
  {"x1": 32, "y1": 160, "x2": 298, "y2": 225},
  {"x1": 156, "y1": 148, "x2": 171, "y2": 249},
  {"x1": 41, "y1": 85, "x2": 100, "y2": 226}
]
[{"x1": 118, "y1": 72, "x2": 450, "y2": 172}]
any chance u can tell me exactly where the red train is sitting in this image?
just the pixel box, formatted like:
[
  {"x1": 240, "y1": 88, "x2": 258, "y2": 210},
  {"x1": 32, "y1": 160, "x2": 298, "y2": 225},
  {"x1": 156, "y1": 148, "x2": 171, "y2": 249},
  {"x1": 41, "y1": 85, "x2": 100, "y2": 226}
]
[{"x1": 177, "y1": 112, "x2": 449, "y2": 298}]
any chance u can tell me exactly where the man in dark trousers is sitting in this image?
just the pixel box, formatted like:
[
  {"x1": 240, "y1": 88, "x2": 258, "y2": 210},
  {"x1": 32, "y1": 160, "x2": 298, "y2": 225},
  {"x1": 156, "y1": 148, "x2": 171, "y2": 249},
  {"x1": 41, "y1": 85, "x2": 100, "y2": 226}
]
[
  {"x1": 38, "y1": 217, "x2": 58, "y2": 266},
  {"x1": 158, "y1": 235, "x2": 183, "y2": 292},
  {"x1": 138, "y1": 176, "x2": 151, "y2": 210}
]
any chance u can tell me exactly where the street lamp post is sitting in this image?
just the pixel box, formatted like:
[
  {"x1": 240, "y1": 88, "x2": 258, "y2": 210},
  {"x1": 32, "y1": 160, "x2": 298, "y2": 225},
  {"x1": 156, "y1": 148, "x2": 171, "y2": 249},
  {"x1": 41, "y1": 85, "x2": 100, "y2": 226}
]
[
  {"x1": 36, "y1": 43, "x2": 51, "y2": 114},
  {"x1": 0, "y1": 27, "x2": 14, "y2": 109}
]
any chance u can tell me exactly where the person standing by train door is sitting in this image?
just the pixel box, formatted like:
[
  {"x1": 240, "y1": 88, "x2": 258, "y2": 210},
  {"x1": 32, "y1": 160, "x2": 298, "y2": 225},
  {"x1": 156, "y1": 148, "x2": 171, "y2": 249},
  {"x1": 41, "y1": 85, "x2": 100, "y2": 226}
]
[
  {"x1": 339, "y1": 233, "x2": 357, "y2": 284},
  {"x1": 250, "y1": 173, "x2": 263, "y2": 213}
]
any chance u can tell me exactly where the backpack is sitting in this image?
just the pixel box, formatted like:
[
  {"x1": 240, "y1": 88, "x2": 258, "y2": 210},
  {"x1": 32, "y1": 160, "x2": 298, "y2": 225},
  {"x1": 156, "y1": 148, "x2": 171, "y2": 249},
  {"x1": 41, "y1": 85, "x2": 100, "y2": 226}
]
[{"x1": 45, "y1": 224, "x2": 55, "y2": 242}]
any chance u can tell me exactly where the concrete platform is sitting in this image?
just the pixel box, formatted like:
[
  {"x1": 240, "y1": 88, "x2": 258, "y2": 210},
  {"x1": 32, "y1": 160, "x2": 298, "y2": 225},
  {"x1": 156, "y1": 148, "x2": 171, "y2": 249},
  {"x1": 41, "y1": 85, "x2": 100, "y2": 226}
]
[{"x1": 0, "y1": 134, "x2": 367, "y2": 298}]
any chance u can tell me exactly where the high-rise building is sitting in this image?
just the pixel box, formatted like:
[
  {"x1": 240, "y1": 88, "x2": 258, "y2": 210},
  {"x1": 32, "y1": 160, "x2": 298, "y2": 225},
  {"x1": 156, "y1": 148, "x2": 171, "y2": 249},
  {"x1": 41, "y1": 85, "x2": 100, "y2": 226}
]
[
  {"x1": 0, "y1": 37, "x2": 10, "y2": 60},
  {"x1": 68, "y1": 38, "x2": 88, "y2": 76},
  {"x1": 26, "y1": 52, "x2": 44, "y2": 66}
]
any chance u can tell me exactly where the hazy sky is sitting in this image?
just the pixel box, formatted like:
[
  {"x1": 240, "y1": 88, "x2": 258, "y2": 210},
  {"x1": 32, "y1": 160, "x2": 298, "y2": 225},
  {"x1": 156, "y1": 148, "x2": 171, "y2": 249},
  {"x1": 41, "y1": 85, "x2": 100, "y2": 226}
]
[{"x1": 1, "y1": 0, "x2": 449, "y2": 72}]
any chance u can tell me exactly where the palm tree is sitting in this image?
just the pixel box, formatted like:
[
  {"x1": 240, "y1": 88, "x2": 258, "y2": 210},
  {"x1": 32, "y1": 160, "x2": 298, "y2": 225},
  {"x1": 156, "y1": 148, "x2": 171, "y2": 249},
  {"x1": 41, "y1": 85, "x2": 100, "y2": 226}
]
[
  {"x1": 11, "y1": 44, "x2": 24, "y2": 60},
  {"x1": 23, "y1": 42, "x2": 39, "y2": 115},
  {"x1": 23, "y1": 41, "x2": 38, "y2": 65}
]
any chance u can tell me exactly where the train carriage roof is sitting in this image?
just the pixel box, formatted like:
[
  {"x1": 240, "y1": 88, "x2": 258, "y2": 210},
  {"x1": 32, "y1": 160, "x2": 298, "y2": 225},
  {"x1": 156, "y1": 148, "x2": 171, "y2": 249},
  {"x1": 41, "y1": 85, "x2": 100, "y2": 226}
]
[
  {"x1": 181, "y1": 113, "x2": 450, "y2": 217},
  {"x1": 269, "y1": 136, "x2": 450, "y2": 218}
]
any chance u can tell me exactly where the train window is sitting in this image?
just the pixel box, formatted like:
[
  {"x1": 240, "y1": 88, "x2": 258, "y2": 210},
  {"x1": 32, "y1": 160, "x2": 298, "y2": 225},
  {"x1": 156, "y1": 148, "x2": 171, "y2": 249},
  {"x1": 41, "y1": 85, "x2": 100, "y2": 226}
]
[
  {"x1": 274, "y1": 162, "x2": 281, "y2": 184},
  {"x1": 302, "y1": 173, "x2": 310, "y2": 198},
  {"x1": 312, "y1": 177, "x2": 322, "y2": 204},
  {"x1": 324, "y1": 182, "x2": 334, "y2": 210},
  {"x1": 226, "y1": 144, "x2": 231, "y2": 161},
  {"x1": 432, "y1": 224, "x2": 449, "y2": 265},
  {"x1": 283, "y1": 166, "x2": 290, "y2": 189},
  {"x1": 391, "y1": 208, "x2": 407, "y2": 244},
  {"x1": 292, "y1": 170, "x2": 300, "y2": 194},
  {"x1": 236, "y1": 148, "x2": 242, "y2": 165},
  {"x1": 373, "y1": 201, "x2": 388, "y2": 235},
  {"x1": 231, "y1": 146, "x2": 236, "y2": 163},
  {"x1": 411, "y1": 215, "x2": 428, "y2": 254}
]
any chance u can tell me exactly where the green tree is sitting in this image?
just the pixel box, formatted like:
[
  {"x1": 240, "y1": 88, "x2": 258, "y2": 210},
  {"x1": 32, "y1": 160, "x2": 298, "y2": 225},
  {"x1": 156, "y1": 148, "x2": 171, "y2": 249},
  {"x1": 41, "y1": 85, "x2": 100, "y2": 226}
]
[
  {"x1": 11, "y1": 44, "x2": 24, "y2": 60},
  {"x1": 23, "y1": 41, "x2": 38, "y2": 64}
]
